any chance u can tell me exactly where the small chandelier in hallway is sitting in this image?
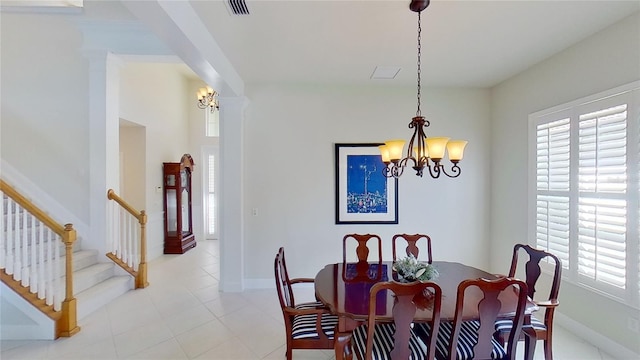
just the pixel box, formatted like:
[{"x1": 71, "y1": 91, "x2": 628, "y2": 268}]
[
  {"x1": 379, "y1": 0, "x2": 468, "y2": 179},
  {"x1": 197, "y1": 86, "x2": 219, "y2": 113}
]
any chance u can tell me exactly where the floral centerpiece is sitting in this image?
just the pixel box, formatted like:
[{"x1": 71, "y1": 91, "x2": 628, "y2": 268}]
[{"x1": 392, "y1": 254, "x2": 438, "y2": 282}]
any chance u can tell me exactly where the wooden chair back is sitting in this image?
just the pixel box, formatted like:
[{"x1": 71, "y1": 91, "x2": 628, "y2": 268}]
[
  {"x1": 447, "y1": 277, "x2": 529, "y2": 360},
  {"x1": 275, "y1": 247, "x2": 295, "y2": 308},
  {"x1": 509, "y1": 244, "x2": 562, "y2": 302},
  {"x1": 392, "y1": 233, "x2": 433, "y2": 263},
  {"x1": 506, "y1": 244, "x2": 562, "y2": 360},
  {"x1": 363, "y1": 281, "x2": 442, "y2": 360},
  {"x1": 274, "y1": 247, "x2": 335, "y2": 359},
  {"x1": 343, "y1": 233, "x2": 382, "y2": 264},
  {"x1": 342, "y1": 234, "x2": 383, "y2": 282}
]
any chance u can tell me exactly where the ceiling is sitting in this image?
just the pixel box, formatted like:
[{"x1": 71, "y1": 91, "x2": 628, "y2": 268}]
[
  {"x1": 7, "y1": 0, "x2": 639, "y2": 89},
  {"x1": 186, "y1": 0, "x2": 640, "y2": 88}
]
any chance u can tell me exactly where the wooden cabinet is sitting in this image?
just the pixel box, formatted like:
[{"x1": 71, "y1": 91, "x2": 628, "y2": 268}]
[{"x1": 163, "y1": 154, "x2": 196, "y2": 254}]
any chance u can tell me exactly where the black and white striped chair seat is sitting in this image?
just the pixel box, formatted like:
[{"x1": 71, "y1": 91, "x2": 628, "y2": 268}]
[
  {"x1": 495, "y1": 315, "x2": 546, "y2": 332},
  {"x1": 351, "y1": 323, "x2": 428, "y2": 360},
  {"x1": 422, "y1": 321, "x2": 506, "y2": 360},
  {"x1": 297, "y1": 301, "x2": 327, "y2": 309},
  {"x1": 291, "y1": 303, "x2": 338, "y2": 340}
]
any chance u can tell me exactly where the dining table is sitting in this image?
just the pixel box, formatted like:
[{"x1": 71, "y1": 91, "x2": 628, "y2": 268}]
[{"x1": 314, "y1": 260, "x2": 537, "y2": 360}]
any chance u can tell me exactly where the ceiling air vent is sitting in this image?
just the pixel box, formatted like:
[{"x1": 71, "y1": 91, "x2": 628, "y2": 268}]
[{"x1": 228, "y1": 0, "x2": 249, "y2": 15}]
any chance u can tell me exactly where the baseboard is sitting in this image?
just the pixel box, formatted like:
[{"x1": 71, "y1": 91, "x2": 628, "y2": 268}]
[{"x1": 556, "y1": 312, "x2": 639, "y2": 359}]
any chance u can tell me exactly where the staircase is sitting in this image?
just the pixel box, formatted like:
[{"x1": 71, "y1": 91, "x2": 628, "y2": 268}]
[
  {"x1": 68, "y1": 247, "x2": 133, "y2": 320},
  {"x1": 1, "y1": 183, "x2": 137, "y2": 340}
]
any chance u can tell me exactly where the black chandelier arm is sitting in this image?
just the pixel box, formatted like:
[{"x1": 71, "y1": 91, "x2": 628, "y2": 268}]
[
  {"x1": 425, "y1": 162, "x2": 461, "y2": 179},
  {"x1": 383, "y1": 162, "x2": 405, "y2": 178},
  {"x1": 442, "y1": 162, "x2": 462, "y2": 178}
]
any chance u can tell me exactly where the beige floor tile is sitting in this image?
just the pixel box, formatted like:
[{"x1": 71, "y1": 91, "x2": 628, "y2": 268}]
[
  {"x1": 0, "y1": 340, "x2": 50, "y2": 359},
  {"x1": 46, "y1": 338, "x2": 118, "y2": 359},
  {"x1": 193, "y1": 337, "x2": 258, "y2": 360},
  {"x1": 124, "y1": 338, "x2": 188, "y2": 360},
  {"x1": 164, "y1": 304, "x2": 217, "y2": 337},
  {"x1": 113, "y1": 319, "x2": 173, "y2": 357},
  {"x1": 174, "y1": 319, "x2": 236, "y2": 358},
  {"x1": 204, "y1": 292, "x2": 251, "y2": 318}
]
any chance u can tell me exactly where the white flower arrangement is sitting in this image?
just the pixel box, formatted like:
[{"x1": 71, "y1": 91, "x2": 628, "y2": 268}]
[{"x1": 392, "y1": 254, "x2": 438, "y2": 282}]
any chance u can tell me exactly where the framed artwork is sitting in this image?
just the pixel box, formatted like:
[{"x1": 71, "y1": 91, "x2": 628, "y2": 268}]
[{"x1": 334, "y1": 143, "x2": 398, "y2": 224}]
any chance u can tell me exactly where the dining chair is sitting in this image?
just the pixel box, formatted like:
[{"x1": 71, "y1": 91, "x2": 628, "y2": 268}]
[
  {"x1": 343, "y1": 234, "x2": 384, "y2": 282},
  {"x1": 494, "y1": 244, "x2": 562, "y2": 360},
  {"x1": 274, "y1": 247, "x2": 339, "y2": 360},
  {"x1": 343, "y1": 233, "x2": 383, "y2": 264},
  {"x1": 346, "y1": 280, "x2": 442, "y2": 360},
  {"x1": 419, "y1": 277, "x2": 529, "y2": 360},
  {"x1": 392, "y1": 233, "x2": 433, "y2": 263}
]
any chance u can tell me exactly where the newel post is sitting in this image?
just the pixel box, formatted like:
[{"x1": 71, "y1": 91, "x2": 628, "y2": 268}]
[
  {"x1": 136, "y1": 211, "x2": 149, "y2": 288},
  {"x1": 57, "y1": 223, "x2": 81, "y2": 337}
]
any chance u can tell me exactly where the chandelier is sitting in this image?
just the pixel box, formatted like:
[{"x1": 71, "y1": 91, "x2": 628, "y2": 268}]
[
  {"x1": 379, "y1": 0, "x2": 467, "y2": 179},
  {"x1": 196, "y1": 86, "x2": 219, "y2": 113}
]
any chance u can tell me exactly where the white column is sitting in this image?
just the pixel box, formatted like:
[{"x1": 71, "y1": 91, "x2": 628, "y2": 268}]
[
  {"x1": 85, "y1": 50, "x2": 122, "y2": 255},
  {"x1": 218, "y1": 96, "x2": 248, "y2": 292}
]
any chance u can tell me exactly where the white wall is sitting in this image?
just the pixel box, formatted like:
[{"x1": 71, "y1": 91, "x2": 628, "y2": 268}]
[
  {"x1": 119, "y1": 62, "x2": 193, "y2": 259},
  {"x1": 490, "y1": 12, "x2": 640, "y2": 354},
  {"x1": 0, "y1": 13, "x2": 90, "y2": 223},
  {"x1": 241, "y1": 83, "x2": 491, "y2": 285}
]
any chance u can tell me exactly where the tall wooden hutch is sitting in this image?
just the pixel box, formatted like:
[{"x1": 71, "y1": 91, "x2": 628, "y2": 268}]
[{"x1": 162, "y1": 154, "x2": 196, "y2": 254}]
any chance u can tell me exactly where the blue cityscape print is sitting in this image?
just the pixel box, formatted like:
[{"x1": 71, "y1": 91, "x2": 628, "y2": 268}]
[{"x1": 346, "y1": 154, "x2": 387, "y2": 214}]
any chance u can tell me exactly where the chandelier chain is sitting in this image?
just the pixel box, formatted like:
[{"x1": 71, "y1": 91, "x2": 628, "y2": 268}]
[
  {"x1": 379, "y1": 1, "x2": 467, "y2": 180},
  {"x1": 416, "y1": 10, "x2": 422, "y2": 117}
]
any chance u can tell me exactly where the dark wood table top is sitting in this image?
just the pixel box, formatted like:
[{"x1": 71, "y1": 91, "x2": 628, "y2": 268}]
[{"x1": 315, "y1": 261, "x2": 533, "y2": 322}]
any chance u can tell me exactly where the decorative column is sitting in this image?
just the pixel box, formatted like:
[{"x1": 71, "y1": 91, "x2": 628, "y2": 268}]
[
  {"x1": 218, "y1": 96, "x2": 249, "y2": 292},
  {"x1": 85, "y1": 50, "x2": 123, "y2": 255}
]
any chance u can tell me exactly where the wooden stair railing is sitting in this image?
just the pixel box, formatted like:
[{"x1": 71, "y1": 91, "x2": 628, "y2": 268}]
[
  {"x1": 106, "y1": 189, "x2": 148, "y2": 289},
  {"x1": 0, "y1": 179, "x2": 80, "y2": 338}
]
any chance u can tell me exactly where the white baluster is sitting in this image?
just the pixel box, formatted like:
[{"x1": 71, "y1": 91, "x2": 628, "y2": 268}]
[
  {"x1": 107, "y1": 200, "x2": 114, "y2": 254},
  {"x1": 53, "y1": 234, "x2": 61, "y2": 311},
  {"x1": 45, "y1": 228, "x2": 53, "y2": 306},
  {"x1": 0, "y1": 192, "x2": 6, "y2": 270},
  {"x1": 30, "y1": 216, "x2": 38, "y2": 294},
  {"x1": 116, "y1": 207, "x2": 122, "y2": 259},
  {"x1": 20, "y1": 211, "x2": 28, "y2": 286},
  {"x1": 37, "y1": 223, "x2": 45, "y2": 299},
  {"x1": 133, "y1": 219, "x2": 139, "y2": 271},
  {"x1": 6, "y1": 199, "x2": 14, "y2": 275},
  {"x1": 13, "y1": 207, "x2": 23, "y2": 282},
  {"x1": 126, "y1": 213, "x2": 132, "y2": 266}
]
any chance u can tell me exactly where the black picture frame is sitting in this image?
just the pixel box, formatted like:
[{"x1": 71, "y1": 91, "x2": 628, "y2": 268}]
[{"x1": 334, "y1": 143, "x2": 399, "y2": 224}]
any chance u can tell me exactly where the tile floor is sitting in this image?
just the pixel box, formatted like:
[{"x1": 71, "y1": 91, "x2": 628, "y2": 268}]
[{"x1": 0, "y1": 240, "x2": 625, "y2": 359}]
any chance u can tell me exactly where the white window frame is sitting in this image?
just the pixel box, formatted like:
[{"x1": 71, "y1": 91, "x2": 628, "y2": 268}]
[
  {"x1": 203, "y1": 146, "x2": 219, "y2": 240},
  {"x1": 528, "y1": 81, "x2": 640, "y2": 309}
]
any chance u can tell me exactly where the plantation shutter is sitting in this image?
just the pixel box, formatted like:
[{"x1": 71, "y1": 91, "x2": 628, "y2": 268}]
[
  {"x1": 535, "y1": 117, "x2": 571, "y2": 267},
  {"x1": 530, "y1": 83, "x2": 640, "y2": 307},
  {"x1": 207, "y1": 154, "x2": 216, "y2": 237},
  {"x1": 577, "y1": 104, "x2": 628, "y2": 289}
]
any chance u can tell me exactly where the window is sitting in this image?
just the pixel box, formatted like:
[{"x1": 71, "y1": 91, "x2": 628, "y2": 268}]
[
  {"x1": 205, "y1": 152, "x2": 217, "y2": 239},
  {"x1": 529, "y1": 82, "x2": 639, "y2": 308},
  {"x1": 206, "y1": 109, "x2": 219, "y2": 137}
]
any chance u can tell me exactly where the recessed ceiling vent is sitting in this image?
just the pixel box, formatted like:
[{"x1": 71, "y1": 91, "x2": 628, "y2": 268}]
[{"x1": 228, "y1": 0, "x2": 249, "y2": 15}]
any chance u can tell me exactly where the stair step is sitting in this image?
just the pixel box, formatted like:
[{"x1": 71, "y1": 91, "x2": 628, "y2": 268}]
[
  {"x1": 73, "y1": 263, "x2": 115, "y2": 294},
  {"x1": 75, "y1": 275, "x2": 133, "y2": 319},
  {"x1": 71, "y1": 249, "x2": 99, "y2": 272}
]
